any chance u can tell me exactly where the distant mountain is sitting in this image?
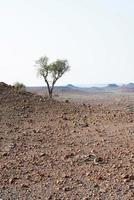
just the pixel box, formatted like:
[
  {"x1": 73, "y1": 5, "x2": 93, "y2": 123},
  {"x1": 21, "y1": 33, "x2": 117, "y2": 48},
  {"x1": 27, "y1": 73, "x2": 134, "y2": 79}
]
[
  {"x1": 26, "y1": 82, "x2": 134, "y2": 95},
  {"x1": 106, "y1": 84, "x2": 119, "y2": 89},
  {"x1": 66, "y1": 84, "x2": 77, "y2": 88},
  {"x1": 119, "y1": 83, "x2": 134, "y2": 92},
  {"x1": 126, "y1": 83, "x2": 134, "y2": 88}
]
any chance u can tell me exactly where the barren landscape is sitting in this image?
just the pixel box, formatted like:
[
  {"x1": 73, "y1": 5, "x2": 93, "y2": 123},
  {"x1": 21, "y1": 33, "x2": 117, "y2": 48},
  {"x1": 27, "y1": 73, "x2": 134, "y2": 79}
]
[{"x1": 0, "y1": 82, "x2": 134, "y2": 200}]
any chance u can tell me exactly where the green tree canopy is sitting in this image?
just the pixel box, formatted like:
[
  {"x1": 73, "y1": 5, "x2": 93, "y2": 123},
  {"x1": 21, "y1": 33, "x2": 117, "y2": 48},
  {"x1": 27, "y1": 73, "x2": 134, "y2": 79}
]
[{"x1": 36, "y1": 56, "x2": 70, "y2": 98}]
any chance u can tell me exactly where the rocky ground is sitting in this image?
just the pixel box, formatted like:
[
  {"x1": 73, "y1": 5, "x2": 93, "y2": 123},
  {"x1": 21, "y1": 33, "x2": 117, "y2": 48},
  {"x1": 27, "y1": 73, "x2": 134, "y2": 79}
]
[{"x1": 0, "y1": 82, "x2": 134, "y2": 200}]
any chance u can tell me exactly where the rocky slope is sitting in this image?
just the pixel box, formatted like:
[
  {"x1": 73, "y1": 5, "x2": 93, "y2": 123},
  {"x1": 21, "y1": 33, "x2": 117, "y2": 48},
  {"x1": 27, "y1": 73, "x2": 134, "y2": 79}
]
[{"x1": 0, "y1": 83, "x2": 134, "y2": 199}]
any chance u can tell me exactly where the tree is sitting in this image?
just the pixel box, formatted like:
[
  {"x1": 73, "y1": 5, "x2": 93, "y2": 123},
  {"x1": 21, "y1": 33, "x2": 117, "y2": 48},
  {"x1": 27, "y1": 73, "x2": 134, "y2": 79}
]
[{"x1": 36, "y1": 56, "x2": 70, "y2": 98}]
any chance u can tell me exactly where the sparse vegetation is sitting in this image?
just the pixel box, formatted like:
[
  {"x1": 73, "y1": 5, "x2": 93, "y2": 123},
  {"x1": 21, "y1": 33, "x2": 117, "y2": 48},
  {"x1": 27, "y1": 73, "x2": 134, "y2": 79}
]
[
  {"x1": 14, "y1": 82, "x2": 26, "y2": 92},
  {"x1": 35, "y1": 56, "x2": 70, "y2": 98}
]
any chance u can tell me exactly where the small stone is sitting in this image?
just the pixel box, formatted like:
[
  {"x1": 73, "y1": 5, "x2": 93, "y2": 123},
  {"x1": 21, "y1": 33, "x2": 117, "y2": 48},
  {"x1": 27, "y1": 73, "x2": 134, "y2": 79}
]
[
  {"x1": 21, "y1": 183, "x2": 29, "y2": 188},
  {"x1": 121, "y1": 174, "x2": 129, "y2": 179},
  {"x1": 94, "y1": 157, "x2": 104, "y2": 164},
  {"x1": 65, "y1": 99, "x2": 69, "y2": 103},
  {"x1": 2, "y1": 152, "x2": 7, "y2": 156},
  {"x1": 94, "y1": 183, "x2": 99, "y2": 188},
  {"x1": 64, "y1": 153, "x2": 75, "y2": 159},
  {"x1": 81, "y1": 123, "x2": 88, "y2": 127},
  {"x1": 63, "y1": 174, "x2": 70, "y2": 179},
  {"x1": 63, "y1": 187, "x2": 71, "y2": 192},
  {"x1": 28, "y1": 119, "x2": 33, "y2": 123},
  {"x1": 129, "y1": 175, "x2": 134, "y2": 180},
  {"x1": 9, "y1": 143, "x2": 16, "y2": 149},
  {"x1": 100, "y1": 188, "x2": 107, "y2": 193},
  {"x1": 40, "y1": 152, "x2": 46, "y2": 157},
  {"x1": 97, "y1": 175, "x2": 104, "y2": 180},
  {"x1": 9, "y1": 177, "x2": 17, "y2": 184},
  {"x1": 62, "y1": 116, "x2": 68, "y2": 120}
]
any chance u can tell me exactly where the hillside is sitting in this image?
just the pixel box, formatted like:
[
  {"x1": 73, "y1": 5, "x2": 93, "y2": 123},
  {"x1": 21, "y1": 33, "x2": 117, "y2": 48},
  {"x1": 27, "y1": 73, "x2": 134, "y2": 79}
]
[{"x1": 0, "y1": 83, "x2": 134, "y2": 199}]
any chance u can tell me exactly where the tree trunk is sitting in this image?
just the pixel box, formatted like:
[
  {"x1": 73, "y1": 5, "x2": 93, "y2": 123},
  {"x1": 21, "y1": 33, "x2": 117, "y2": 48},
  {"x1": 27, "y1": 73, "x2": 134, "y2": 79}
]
[
  {"x1": 44, "y1": 77, "x2": 55, "y2": 99},
  {"x1": 49, "y1": 85, "x2": 54, "y2": 99},
  {"x1": 49, "y1": 89, "x2": 53, "y2": 99},
  {"x1": 44, "y1": 78, "x2": 52, "y2": 99}
]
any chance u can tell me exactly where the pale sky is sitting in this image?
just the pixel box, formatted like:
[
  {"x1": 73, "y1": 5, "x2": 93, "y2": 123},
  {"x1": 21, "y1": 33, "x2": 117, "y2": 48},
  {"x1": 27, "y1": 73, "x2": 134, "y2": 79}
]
[{"x1": 0, "y1": 0, "x2": 134, "y2": 86}]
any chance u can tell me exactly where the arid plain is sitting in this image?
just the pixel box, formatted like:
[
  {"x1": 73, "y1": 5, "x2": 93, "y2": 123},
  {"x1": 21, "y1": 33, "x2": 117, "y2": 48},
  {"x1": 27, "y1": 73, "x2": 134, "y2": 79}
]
[{"x1": 0, "y1": 82, "x2": 134, "y2": 200}]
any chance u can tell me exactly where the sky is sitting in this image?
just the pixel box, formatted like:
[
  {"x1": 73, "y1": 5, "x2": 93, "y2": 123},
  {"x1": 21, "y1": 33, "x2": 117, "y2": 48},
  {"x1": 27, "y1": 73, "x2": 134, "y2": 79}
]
[{"x1": 0, "y1": 0, "x2": 134, "y2": 86}]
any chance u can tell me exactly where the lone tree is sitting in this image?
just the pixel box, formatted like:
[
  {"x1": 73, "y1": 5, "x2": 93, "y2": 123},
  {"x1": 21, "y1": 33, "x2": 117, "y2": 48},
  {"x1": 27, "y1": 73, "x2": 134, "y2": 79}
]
[{"x1": 36, "y1": 56, "x2": 70, "y2": 98}]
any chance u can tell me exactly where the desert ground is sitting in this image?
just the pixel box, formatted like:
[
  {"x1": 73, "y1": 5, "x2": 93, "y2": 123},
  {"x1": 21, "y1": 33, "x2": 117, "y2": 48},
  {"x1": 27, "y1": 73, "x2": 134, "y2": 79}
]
[{"x1": 0, "y1": 82, "x2": 134, "y2": 200}]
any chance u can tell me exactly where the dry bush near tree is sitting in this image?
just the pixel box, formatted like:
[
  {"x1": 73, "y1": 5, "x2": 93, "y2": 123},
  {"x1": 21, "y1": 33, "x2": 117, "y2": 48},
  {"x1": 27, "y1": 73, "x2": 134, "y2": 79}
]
[{"x1": 14, "y1": 82, "x2": 26, "y2": 92}]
